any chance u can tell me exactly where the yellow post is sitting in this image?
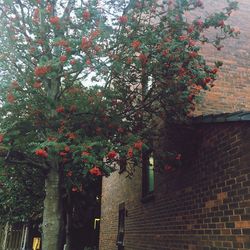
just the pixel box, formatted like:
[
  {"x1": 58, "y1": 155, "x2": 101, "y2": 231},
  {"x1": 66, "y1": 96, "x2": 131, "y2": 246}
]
[{"x1": 32, "y1": 237, "x2": 41, "y2": 250}]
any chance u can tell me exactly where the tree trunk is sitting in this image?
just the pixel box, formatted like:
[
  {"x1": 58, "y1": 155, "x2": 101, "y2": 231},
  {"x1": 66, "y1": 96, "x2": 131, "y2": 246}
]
[{"x1": 42, "y1": 167, "x2": 64, "y2": 250}]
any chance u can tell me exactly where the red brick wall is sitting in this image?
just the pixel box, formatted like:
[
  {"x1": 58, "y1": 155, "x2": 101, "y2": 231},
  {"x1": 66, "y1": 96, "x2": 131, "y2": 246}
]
[
  {"x1": 99, "y1": 1, "x2": 250, "y2": 249},
  {"x1": 100, "y1": 164, "x2": 142, "y2": 250},
  {"x1": 100, "y1": 122, "x2": 250, "y2": 250},
  {"x1": 194, "y1": 0, "x2": 250, "y2": 115}
]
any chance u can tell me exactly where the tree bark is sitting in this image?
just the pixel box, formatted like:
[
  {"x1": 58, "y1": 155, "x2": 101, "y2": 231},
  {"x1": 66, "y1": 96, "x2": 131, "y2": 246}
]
[{"x1": 42, "y1": 166, "x2": 64, "y2": 250}]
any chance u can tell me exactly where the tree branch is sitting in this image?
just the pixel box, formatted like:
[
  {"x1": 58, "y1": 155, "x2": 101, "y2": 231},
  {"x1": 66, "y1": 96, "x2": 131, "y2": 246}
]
[
  {"x1": 62, "y1": 0, "x2": 76, "y2": 20},
  {"x1": 5, "y1": 151, "x2": 50, "y2": 171}
]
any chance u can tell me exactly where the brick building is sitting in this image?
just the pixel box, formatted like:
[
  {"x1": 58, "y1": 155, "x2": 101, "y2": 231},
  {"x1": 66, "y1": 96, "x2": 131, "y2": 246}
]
[
  {"x1": 99, "y1": 1, "x2": 250, "y2": 249},
  {"x1": 195, "y1": 0, "x2": 250, "y2": 115}
]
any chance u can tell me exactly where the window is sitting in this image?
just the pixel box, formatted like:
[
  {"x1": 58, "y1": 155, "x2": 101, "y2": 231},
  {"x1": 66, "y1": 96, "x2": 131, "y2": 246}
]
[
  {"x1": 142, "y1": 150, "x2": 155, "y2": 201},
  {"x1": 116, "y1": 202, "x2": 125, "y2": 249}
]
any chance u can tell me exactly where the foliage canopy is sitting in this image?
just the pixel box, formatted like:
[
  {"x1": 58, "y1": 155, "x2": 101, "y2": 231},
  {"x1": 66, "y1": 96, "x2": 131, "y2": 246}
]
[{"x1": 0, "y1": 0, "x2": 239, "y2": 244}]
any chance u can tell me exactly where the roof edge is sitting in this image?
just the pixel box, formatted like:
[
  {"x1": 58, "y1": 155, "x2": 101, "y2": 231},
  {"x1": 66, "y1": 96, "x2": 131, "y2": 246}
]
[{"x1": 193, "y1": 111, "x2": 250, "y2": 124}]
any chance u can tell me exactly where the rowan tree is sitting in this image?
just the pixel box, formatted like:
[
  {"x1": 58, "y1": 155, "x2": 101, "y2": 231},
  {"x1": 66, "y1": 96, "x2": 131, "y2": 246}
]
[{"x1": 0, "y1": 0, "x2": 239, "y2": 249}]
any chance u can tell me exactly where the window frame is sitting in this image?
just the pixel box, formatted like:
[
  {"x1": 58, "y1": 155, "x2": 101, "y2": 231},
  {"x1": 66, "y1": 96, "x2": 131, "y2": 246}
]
[
  {"x1": 116, "y1": 202, "x2": 126, "y2": 249},
  {"x1": 141, "y1": 149, "x2": 155, "y2": 202}
]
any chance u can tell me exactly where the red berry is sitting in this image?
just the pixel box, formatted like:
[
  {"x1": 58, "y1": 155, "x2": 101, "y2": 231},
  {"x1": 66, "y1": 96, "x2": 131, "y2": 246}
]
[
  {"x1": 70, "y1": 59, "x2": 77, "y2": 65},
  {"x1": 83, "y1": 11, "x2": 91, "y2": 20},
  {"x1": 0, "y1": 134, "x2": 4, "y2": 143},
  {"x1": 89, "y1": 166, "x2": 102, "y2": 176},
  {"x1": 134, "y1": 141, "x2": 143, "y2": 150},
  {"x1": 49, "y1": 16, "x2": 60, "y2": 24},
  {"x1": 107, "y1": 150, "x2": 117, "y2": 159},
  {"x1": 33, "y1": 81, "x2": 42, "y2": 89},
  {"x1": 118, "y1": 15, "x2": 128, "y2": 24},
  {"x1": 60, "y1": 55, "x2": 67, "y2": 63},
  {"x1": 56, "y1": 106, "x2": 64, "y2": 113},
  {"x1": 35, "y1": 149, "x2": 48, "y2": 158}
]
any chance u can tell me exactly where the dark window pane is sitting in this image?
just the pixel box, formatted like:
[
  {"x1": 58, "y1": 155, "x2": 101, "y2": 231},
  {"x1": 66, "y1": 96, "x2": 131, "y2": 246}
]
[
  {"x1": 116, "y1": 203, "x2": 125, "y2": 248},
  {"x1": 142, "y1": 150, "x2": 155, "y2": 198},
  {"x1": 148, "y1": 155, "x2": 154, "y2": 193}
]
